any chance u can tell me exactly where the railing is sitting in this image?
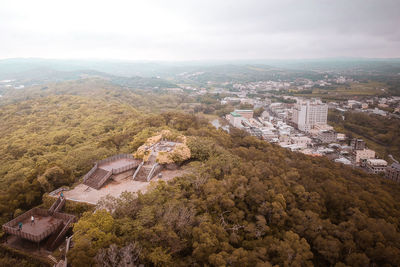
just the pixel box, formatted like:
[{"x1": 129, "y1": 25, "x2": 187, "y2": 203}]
[
  {"x1": 2, "y1": 223, "x2": 62, "y2": 243},
  {"x1": 48, "y1": 217, "x2": 75, "y2": 251},
  {"x1": 49, "y1": 197, "x2": 61, "y2": 215},
  {"x1": 45, "y1": 222, "x2": 64, "y2": 249},
  {"x1": 48, "y1": 187, "x2": 69, "y2": 197},
  {"x1": 95, "y1": 170, "x2": 112, "y2": 189},
  {"x1": 132, "y1": 161, "x2": 144, "y2": 180},
  {"x1": 4, "y1": 208, "x2": 46, "y2": 229},
  {"x1": 54, "y1": 198, "x2": 66, "y2": 213},
  {"x1": 2, "y1": 207, "x2": 76, "y2": 244},
  {"x1": 63, "y1": 235, "x2": 73, "y2": 267},
  {"x1": 83, "y1": 154, "x2": 138, "y2": 182},
  {"x1": 112, "y1": 161, "x2": 139, "y2": 175},
  {"x1": 82, "y1": 163, "x2": 98, "y2": 183},
  {"x1": 2, "y1": 208, "x2": 63, "y2": 243},
  {"x1": 147, "y1": 163, "x2": 159, "y2": 182},
  {"x1": 97, "y1": 154, "x2": 134, "y2": 166},
  {"x1": 53, "y1": 211, "x2": 76, "y2": 222}
]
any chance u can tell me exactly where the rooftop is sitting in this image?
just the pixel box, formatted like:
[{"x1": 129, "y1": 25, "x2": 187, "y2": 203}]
[
  {"x1": 389, "y1": 162, "x2": 400, "y2": 170},
  {"x1": 367, "y1": 159, "x2": 388, "y2": 166},
  {"x1": 230, "y1": 111, "x2": 241, "y2": 117},
  {"x1": 235, "y1": 109, "x2": 253, "y2": 112}
]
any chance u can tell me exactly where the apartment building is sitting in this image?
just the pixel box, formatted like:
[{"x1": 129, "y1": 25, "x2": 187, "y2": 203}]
[
  {"x1": 226, "y1": 111, "x2": 244, "y2": 128},
  {"x1": 292, "y1": 99, "x2": 328, "y2": 132}
]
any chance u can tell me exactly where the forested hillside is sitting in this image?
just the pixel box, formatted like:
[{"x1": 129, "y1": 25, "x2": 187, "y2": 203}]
[
  {"x1": 0, "y1": 80, "x2": 400, "y2": 266},
  {"x1": 67, "y1": 114, "x2": 400, "y2": 266},
  {"x1": 0, "y1": 79, "x2": 192, "y2": 224},
  {"x1": 328, "y1": 109, "x2": 400, "y2": 160}
]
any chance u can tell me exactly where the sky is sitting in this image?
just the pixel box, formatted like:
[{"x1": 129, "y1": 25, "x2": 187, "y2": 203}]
[{"x1": 0, "y1": 0, "x2": 399, "y2": 61}]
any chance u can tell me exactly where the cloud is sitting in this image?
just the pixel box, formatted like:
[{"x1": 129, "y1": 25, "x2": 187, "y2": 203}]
[{"x1": 0, "y1": 0, "x2": 399, "y2": 60}]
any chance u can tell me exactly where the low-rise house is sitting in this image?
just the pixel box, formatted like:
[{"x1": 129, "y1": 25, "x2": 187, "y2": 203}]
[
  {"x1": 316, "y1": 130, "x2": 337, "y2": 143},
  {"x1": 347, "y1": 100, "x2": 362, "y2": 109},
  {"x1": 261, "y1": 128, "x2": 278, "y2": 141},
  {"x1": 290, "y1": 136, "x2": 312, "y2": 149},
  {"x1": 317, "y1": 147, "x2": 335, "y2": 154}
]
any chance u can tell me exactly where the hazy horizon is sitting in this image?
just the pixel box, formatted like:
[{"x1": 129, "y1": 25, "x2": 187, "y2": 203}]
[{"x1": 1, "y1": 0, "x2": 399, "y2": 61}]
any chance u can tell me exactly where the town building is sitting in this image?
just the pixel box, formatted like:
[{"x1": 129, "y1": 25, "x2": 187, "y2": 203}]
[
  {"x1": 290, "y1": 136, "x2": 312, "y2": 148},
  {"x1": 234, "y1": 109, "x2": 254, "y2": 119},
  {"x1": 347, "y1": 100, "x2": 362, "y2": 109},
  {"x1": 354, "y1": 149, "x2": 375, "y2": 164},
  {"x1": 226, "y1": 111, "x2": 245, "y2": 128},
  {"x1": 365, "y1": 159, "x2": 387, "y2": 174},
  {"x1": 336, "y1": 133, "x2": 347, "y2": 141},
  {"x1": 385, "y1": 163, "x2": 400, "y2": 183},
  {"x1": 292, "y1": 99, "x2": 328, "y2": 132},
  {"x1": 316, "y1": 130, "x2": 337, "y2": 143},
  {"x1": 351, "y1": 138, "x2": 366, "y2": 150}
]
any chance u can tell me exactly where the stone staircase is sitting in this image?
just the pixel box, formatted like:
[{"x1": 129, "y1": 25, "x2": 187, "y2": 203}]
[{"x1": 83, "y1": 168, "x2": 109, "y2": 189}]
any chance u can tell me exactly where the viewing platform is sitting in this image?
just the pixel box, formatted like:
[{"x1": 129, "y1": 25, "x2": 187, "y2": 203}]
[
  {"x1": 2, "y1": 196, "x2": 76, "y2": 251},
  {"x1": 83, "y1": 154, "x2": 141, "y2": 189}
]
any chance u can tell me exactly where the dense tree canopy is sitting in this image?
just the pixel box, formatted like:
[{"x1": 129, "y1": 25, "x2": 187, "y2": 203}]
[
  {"x1": 68, "y1": 114, "x2": 400, "y2": 266},
  {"x1": 1, "y1": 79, "x2": 400, "y2": 266}
]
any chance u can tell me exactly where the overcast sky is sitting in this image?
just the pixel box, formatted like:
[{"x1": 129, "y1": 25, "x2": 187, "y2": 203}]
[{"x1": 0, "y1": 0, "x2": 399, "y2": 61}]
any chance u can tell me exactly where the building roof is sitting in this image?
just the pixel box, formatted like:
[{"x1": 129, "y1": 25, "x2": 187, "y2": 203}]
[
  {"x1": 235, "y1": 109, "x2": 253, "y2": 112},
  {"x1": 367, "y1": 159, "x2": 388, "y2": 166},
  {"x1": 335, "y1": 157, "x2": 352, "y2": 165},
  {"x1": 230, "y1": 111, "x2": 241, "y2": 117},
  {"x1": 389, "y1": 162, "x2": 400, "y2": 170}
]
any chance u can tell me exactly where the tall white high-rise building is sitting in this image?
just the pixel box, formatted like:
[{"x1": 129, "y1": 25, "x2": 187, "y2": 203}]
[{"x1": 292, "y1": 99, "x2": 328, "y2": 132}]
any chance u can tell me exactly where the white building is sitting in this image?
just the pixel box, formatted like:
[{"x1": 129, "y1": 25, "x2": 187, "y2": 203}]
[
  {"x1": 366, "y1": 159, "x2": 387, "y2": 174},
  {"x1": 292, "y1": 99, "x2": 328, "y2": 132},
  {"x1": 290, "y1": 136, "x2": 312, "y2": 148},
  {"x1": 226, "y1": 111, "x2": 245, "y2": 128}
]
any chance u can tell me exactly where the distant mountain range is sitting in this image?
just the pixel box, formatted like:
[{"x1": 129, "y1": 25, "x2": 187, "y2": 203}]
[{"x1": 0, "y1": 58, "x2": 399, "y2": 88}]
